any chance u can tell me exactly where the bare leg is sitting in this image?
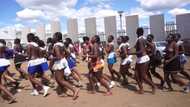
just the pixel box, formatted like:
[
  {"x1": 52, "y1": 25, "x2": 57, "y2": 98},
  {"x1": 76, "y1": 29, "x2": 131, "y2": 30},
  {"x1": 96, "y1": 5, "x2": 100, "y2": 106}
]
[
  {"x1": 108, "y1": 64, "x2": 116, "y2": 80},
  {"x1": 164, "y1": 72, "x2": 173, "y2": 91},
  {"x1": 180, "y1": 65, "x2": 190, "y2": 80},
  {"x1": 15, "y1": 64, "x2": 27, "y2": 79},
  {"x1": 3, "y1": 73, "x2": 20, "y2": 88},
  {"x1": 95, "y1": 71, "x2": 112, "y2": 95},
  {"x1": 141, "y1": 63, "x2": 156, "y2": 94},
  {"x1": 88, "y1": 63, "x2": 96, "y2": 93},
  {"x1": 28, "y1": 74, "x2": 43, "y2": 90},
  {"x1": 88, "y1": 71, "x2": 96, "y2": 93},
  {"x1": 150, "y1": 66, "x2": 164, "y2": 84},
  {"x1": 0, "y1": 72, "x2": 16, "y2": 103},
  {"x1": 55, "y1": 70, "x2": 79, "y2": 100},
  {"x1": 135, "y1": 63, "x2": 144, "y2": 94},
  {"x1": 72, "y1": 68, "x2": 82, "y2": 80},
  {"x1": 120, "y1": 65, "x2": 128, "y2": 84},
  {"x1": 171, "y1": 73, "x2": 187, "y2": 86}
]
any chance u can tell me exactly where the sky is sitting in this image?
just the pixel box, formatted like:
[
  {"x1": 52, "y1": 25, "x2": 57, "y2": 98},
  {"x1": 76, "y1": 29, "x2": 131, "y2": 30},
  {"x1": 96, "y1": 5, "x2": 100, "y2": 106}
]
[{"x1": 0, "y1": 0, "x2": 190, "y2": 33}]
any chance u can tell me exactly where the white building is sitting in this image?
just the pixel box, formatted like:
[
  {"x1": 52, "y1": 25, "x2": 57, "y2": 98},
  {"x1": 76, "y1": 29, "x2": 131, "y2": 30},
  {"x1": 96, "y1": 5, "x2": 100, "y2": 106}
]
[
  {"x1": 0, "y1": 29, "x2": 16, "y2": 48},
  {"x1": 85, "y1": 17, "x2": 97, "y2": 37},
  {"x1": 36, "y1": 24, "x2": 46, "y2": 41},
  {"x1": 67, "y1": 18, "x2": 78, "y2": 42},
  {"x1": 104, "y1": 16, "x2": 117, "y2": 38},
  {"x1": 51, "y1": 20, "x2": 61, "y2": 34},
  {"x1": 176, "y1": 13, "x2": 190, "y2": 39},
  {"x1": 149, "y1": 14, "x2": 166, "y2": 41},
  {"x1": 125, "y1": 15, "x2": 139, "y2": 47},
  {"x1": 21, "y1": 27, "x2": 31, "y2": 43}
]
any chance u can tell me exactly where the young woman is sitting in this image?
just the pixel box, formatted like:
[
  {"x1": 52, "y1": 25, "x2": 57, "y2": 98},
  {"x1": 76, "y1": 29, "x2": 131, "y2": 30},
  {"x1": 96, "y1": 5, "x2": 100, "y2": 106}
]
[
  {"x1": 106, "y1": 35, "x2": 121, "y2": 81},
  {"x1": 13, "y1": 38, "x2": 27, "y2": 80},
  {"x1": 82, "y1": 36, "x2": 91, "y2": 62},
  {"x1": 38, "y1": 39, "x2": 54, "y2": 86},
  {"x1": 65, "y1": 38, "x2": 77, "y2": 59},
  {"x1": 46, "y1": 37, "x2": 55, "y2": 77},
  {"x1": 164, "y1": 34, "x2": 189, "y2": 92},
  {"x1": 117, "y1": 36, "x2": 133, "y2": 85},
  {"x1": 88, "y1": 35, "x2": 112, "y2": 95},
  {"x1": 133, "y1": 28, "x2": 156, "y2": 94},
  {"x1": 26, "y1": 33, "x2": 50, "y2": 96},
  {"x1": 175, "y1": 33, "x2": 190, "y2": 81},
  {"x1": 146, "y1": 34, "x2": 164, "y2": 88},
  {"x1": 2, "y1": 40, "x2": 20, "y2": 91},
  {"x1": 46, "y1": 37, "x2": 54, "y2": 59},
  {"x1": 0, "y1": 39, "x2": 16, "y2": 104},
  {"x1": 65, "y1": 38, "x2": 82, "y2": 85},
  {"x1": 51, "y1": 32, "x2": 79, "y2": 100}
]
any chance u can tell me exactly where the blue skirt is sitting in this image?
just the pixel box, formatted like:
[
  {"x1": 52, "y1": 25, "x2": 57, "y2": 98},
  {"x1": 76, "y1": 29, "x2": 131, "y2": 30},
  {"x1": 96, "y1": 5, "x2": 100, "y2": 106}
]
[
  {"x1": 28, "y1": 59, "x2": 49, "y2": 75},
  {"x1": 107, "y1": 52, "x2": 117, "y2": 65},
  {"x1": 67, "y1": 56, "x2": 76, "y2": 70},
  {"x1": 28, "y1": 65, "x2": 40, "y2": 75},
  {"x1": 0, "y1": 58, "x2": 10, "y2": 73},
  {"x1": 107, "y1": 57, "x2": 116, "y2": 65},
  {"x1": 39, "y1": 62, "x2": 49, "y2": 72},
  {"x1": 0, "y1": 66, "x2": 9, "y2": 73}
]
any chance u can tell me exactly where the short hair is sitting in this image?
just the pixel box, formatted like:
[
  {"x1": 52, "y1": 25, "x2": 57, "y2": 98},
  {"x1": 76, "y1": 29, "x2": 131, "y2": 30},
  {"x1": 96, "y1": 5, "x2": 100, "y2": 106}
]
[
  {"x1": 14, "y1": 38, "x2": 21, "y2": 44},
  {"x1": 175, "y1": 33, "x2": 181, "y2": 39},
  {"x1": 136, "y1": 27, "x2": 144, "y2": 36},
  {"x1": 147, "y1": 34, "x2": 154, "y2": 39},
  {"x1": 38, "y1": 40, "x2": 45, "y2": 47},
  {"x1": 54, "y1": 32, "x2": 62, "y2": 42},
  {"x1": 47, "y1": 37, "x2": 53, "y2": 44},
  {"x1": 94, "y1": 35, "x2": 100, "y2": 44},
  {"x1": 0, "y1": 39, "x2": 6, "y2": 45},
  {"x1": 65, "y1": 38, "x2": 73, "y2": 44},
  {"x1": 34, "y1": 36, "x2": 40, "y2": 43},
  {"x1": 27, "y1": 33, "x2": 35, "y2": 42},
  {"x1": 108, "y1": 35, "x2": 114, "y2": 40},
  {"x1": 83, "y1": 36, "x2": 89, "y2": 42},
  {"x1": 168, "y1": 33, "x2": 176, "y2": 41},
  {"x1": 123, "y1": 36, "x2": 129, "y2": 42}
]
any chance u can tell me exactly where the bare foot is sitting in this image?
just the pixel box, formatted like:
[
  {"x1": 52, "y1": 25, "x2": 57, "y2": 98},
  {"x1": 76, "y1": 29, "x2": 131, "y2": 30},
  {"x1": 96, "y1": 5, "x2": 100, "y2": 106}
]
[
  {"x1": 88, "y1": 90, "x2": 96, "y2": 94},
  {"x1": 73, "y1": 88, "x2": 80, "y2": 100},
  {"x1": 136, "y1": 90, "x2": 144, "y2": 94},
  {"x1": 158, "y1": 80, "x2": 164, "y2": 90},
  {"x1": 104, "y1": 91, "x2": 112, "y2": 96},
  {"x1": 152, "y1": 88, "x2": 156, "y2": 95},
  {"x1": 8, "y1": 97, "x2": 16, "y2": 104},
  {"x1": 168, "y1": 88, "x2": 174, "y2": 92}
]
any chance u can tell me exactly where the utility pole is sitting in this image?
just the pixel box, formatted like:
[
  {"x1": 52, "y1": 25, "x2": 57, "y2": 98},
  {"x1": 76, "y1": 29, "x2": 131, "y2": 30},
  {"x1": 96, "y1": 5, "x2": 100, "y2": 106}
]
[{"x1": 118, "y1": 11, "x2": 124, "y2": 36}]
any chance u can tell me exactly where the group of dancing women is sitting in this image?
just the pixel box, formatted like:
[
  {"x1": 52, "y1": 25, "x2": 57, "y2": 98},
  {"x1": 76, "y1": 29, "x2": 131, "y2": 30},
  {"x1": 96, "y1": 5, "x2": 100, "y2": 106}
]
[{"x1": 0, "y1": 27, "x2": 190, "y2": 104}]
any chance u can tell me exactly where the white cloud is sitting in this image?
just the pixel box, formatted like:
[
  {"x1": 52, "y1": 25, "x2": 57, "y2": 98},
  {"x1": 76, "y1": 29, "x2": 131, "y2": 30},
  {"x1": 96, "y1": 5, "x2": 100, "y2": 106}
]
[
  {"x1": 16, "y1": 0, "x2": 78, "y2": 20},
  {"x1": 0, "y1": 23, "x2": 25, "y2": 32},
  {"x1": 137, "y1": 0, "x2": 190, "y2": 10},
  {"x1": 15, "y1": 0, "x2": 116, "y2": 33},
  {"x1": 87, "y1": 0, "x2": 112, "y2": 3},
  {"x1": 16, "y1": 0, "x2": 116, "y2": 20},
  {"x1": 128, "y1": 7, "x2": 161, "y2": 19},
  {"x1": 95, "y1": 9, "x2": 118, "y2": 18},
  {"x1": 14, "y1": 23, "x2": 25, "y2": 30},
  {"x1": 16, "y1": 0, "x2": 78, "y2": 9},
  {"x1": 16, "y1": 8, "x2": 45, "y2": 20},
  {"x1": 15, "y1": 0, "x2": 159, "y2": 33},
  {"x1": 168, "y1": 8, "x2": 190, "y2": 16},
  {"x1": 64, "y1": 4, "x2": 117, "y2": 33}
]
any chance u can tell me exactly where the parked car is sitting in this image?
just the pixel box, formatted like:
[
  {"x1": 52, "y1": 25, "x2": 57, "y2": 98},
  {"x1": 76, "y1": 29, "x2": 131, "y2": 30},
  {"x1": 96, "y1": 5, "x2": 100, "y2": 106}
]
[
  {"x1": 182, "y1": 39, "x2": 190, "y2": 56},
  {"x1": 21, "y1": 43, "x2": 27, "y2": 52},
  {"x1": 154, "y1": 41, "x2": 167, "y2": 58}
]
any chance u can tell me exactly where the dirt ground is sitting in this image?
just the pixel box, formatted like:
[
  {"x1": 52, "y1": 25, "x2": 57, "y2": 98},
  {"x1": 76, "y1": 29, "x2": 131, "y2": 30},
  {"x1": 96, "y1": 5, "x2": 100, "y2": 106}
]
[{"x1": 1, "y1": 58, "x2": 190, "y2": 107}]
